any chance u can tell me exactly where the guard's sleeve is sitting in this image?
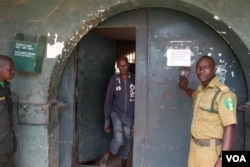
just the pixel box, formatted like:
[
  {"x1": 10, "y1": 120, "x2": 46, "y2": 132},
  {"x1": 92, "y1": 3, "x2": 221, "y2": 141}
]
[
  {"x1": 192, "y1": 88, "x2": 198, "y2": 101},
  {"x1": 218, "y1": 91, "x2": 237, "y2": 126}
]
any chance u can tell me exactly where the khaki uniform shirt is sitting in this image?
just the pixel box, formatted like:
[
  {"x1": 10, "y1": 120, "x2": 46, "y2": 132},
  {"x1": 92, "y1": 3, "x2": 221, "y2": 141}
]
[{"x1": 191, "y1": 76, "x2": 237, "y2": 139}]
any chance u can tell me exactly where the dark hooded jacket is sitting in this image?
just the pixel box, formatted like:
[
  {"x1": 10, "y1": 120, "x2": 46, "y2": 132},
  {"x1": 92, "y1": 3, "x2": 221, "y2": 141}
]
[{"x1": 104, "y1": 73, "x2": 135, "y2": 126}]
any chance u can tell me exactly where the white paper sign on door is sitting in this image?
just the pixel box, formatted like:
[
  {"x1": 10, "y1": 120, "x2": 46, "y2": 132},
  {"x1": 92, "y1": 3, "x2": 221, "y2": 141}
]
[{"x1": 166, "y1": 49, "x2": 191, "y2": 66}]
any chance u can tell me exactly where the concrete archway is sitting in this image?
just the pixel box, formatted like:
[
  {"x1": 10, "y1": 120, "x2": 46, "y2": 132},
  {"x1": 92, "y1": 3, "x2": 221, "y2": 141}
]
[
  {"x1": 49, "y1": 2, "x2": 250, "y2": 99},
  {"x1": 48, "y1": 2, "x2": 249, "y2": 167}
]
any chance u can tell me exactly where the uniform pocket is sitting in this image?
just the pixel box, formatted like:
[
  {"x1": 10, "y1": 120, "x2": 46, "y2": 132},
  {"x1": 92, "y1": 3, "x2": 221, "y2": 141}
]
[{"x1": 198, "y1": 98, "x2": 212, "y2": 111}]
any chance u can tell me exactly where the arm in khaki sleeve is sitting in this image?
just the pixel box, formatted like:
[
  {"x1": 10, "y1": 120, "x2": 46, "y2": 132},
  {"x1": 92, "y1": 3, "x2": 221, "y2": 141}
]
[
  {"x1": 215, "y1": 90, "x2": 237, "y2": 167},
  {"x1": 214, "y1": 124, "x2": 236, "y2": 167}
]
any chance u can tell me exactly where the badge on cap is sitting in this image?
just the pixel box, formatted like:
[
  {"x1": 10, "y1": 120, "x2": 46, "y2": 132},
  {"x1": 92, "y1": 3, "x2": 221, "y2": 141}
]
[{"x1": 224, "y1": 97, "x2": 235, "y2": 111}]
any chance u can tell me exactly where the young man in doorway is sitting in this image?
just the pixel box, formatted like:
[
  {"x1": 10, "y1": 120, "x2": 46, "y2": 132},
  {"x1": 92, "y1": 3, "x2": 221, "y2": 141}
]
[
  {"x1": 179, "y1": 55, "x2": 237, "y2": 167},
  {"x1": 100, "y1": 56, "x2": 135, "y2": 167}
]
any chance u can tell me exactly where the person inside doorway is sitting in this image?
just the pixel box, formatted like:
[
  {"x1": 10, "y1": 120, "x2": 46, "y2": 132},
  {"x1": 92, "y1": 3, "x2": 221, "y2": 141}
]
[
  {"x1": 100, "y1": 56, "x2": 135, "y2": 167},
  {"x1": 178, "y1": 55, "x2": 237, "y2": 167}
]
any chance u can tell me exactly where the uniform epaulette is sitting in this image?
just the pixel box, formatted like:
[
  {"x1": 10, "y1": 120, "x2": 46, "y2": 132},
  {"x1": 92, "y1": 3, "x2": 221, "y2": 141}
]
[
  {"x1": 199, "y1": 82, "x2": 232, "y2": 114},
  {"x1": 215, "y1": 82, "x2": 230, "y2": 93}
]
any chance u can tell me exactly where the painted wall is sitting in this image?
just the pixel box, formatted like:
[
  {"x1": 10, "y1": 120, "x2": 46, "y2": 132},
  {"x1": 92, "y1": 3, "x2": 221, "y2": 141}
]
[{"x1": 0, "y1": 0, "x2": 249, "y2": 167}]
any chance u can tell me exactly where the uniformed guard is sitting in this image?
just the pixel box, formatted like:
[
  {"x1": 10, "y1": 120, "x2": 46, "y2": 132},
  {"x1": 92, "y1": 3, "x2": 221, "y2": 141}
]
[
  {"x1": 179, "y1": 55, "x2": 237, "y2": 167},
  {"x1": 0, "y1": 55, "x2": 16, "y2": 167}
]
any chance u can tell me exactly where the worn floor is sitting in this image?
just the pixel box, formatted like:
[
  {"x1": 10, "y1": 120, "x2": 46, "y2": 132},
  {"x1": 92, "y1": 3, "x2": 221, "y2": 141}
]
[
  {"x1": 99, "y1": 153, "x2": 132, "y2": 167},
  {"x1": 82, "y1": 151, "x2": 132, "y2": 167}
]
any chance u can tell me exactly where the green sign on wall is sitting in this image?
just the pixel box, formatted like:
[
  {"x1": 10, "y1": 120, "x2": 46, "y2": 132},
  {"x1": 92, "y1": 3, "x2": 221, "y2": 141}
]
[{"x1": 12, "y1": 33, "x2": 47, "y2": 73}]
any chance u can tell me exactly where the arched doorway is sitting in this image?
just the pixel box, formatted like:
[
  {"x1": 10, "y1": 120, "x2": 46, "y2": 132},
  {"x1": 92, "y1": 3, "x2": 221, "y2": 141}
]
[{"x1": 58, "y1": 8, "x2": 248, "y2": 167}]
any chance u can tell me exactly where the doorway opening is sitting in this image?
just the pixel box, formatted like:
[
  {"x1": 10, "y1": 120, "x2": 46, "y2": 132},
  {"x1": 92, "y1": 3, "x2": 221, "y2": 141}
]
[
  {"x1": 73, "y1": 27, "x2": 136, "y2": 166},
  {"x1": 92, "y1": 27, "x2": 136, "y2": 73}
]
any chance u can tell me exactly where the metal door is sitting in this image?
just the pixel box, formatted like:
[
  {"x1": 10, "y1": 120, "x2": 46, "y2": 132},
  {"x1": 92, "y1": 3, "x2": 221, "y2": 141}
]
[
  {"x1": 140, "y1": 8, "x2": 247, "y2": 167},
  {"x1": 76, "y1": 32, "x2": 116, "y2": 164},
  {"x1": 59, "y1": 8, "x2": 248, "y2": 167}
]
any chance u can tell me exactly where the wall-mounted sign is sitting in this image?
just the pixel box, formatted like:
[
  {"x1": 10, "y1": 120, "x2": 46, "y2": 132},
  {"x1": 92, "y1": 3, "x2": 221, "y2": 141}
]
[
  {"x1": 12, "y1": 33, "x2": 47, "y2": 73},
  {"x1": 14, "y1": 42, "x2": 37, "y2": 58},
  {"x1": 166, "y1": 49, "x2": 191, "y2": 66}
]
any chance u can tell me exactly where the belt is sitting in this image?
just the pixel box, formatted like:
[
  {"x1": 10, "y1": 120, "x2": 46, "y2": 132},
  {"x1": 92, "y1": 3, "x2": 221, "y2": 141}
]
[{"x1": 191, "y1": 136, "x2": 222, "y2": 146}]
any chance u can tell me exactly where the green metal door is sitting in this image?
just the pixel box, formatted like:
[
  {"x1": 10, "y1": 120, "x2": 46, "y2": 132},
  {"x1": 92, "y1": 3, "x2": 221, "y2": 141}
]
[
  {"x1": 75, "y1": 32, "x2": 116, "y2": 164},
  {"x1": 59, "y1": 8, "x2": 248, "y2": 167},
  {"x1": 136, "y1": 8, "x2": 247, "y2": 167}
]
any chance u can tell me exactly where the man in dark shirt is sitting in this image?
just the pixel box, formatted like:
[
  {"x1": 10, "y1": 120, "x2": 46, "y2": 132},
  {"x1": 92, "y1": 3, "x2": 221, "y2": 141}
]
[
  {"x1": 100, "y1": 56, "x2": 135, "y2": 167},
  {"x1": 0, "y1": 55, "x2": 16, "y2": 167}
]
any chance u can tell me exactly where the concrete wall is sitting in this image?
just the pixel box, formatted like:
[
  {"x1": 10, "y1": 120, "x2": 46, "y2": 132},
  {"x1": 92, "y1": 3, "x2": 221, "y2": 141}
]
[{"x1": 0, "y1": 0, "x2": 249, "y2": 167}]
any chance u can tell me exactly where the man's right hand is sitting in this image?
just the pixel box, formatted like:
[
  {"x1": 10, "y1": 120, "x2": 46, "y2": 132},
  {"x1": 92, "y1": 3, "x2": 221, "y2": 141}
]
[
  {"x1": 104, "y1": 121, "x2": 111, "y2": 133},
  {"x1": 178, "y1": 76, "x2": 194, "y2": 97},
  {"x1": 179, "y1": 76, "x2": 188, "y2": 89}
]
